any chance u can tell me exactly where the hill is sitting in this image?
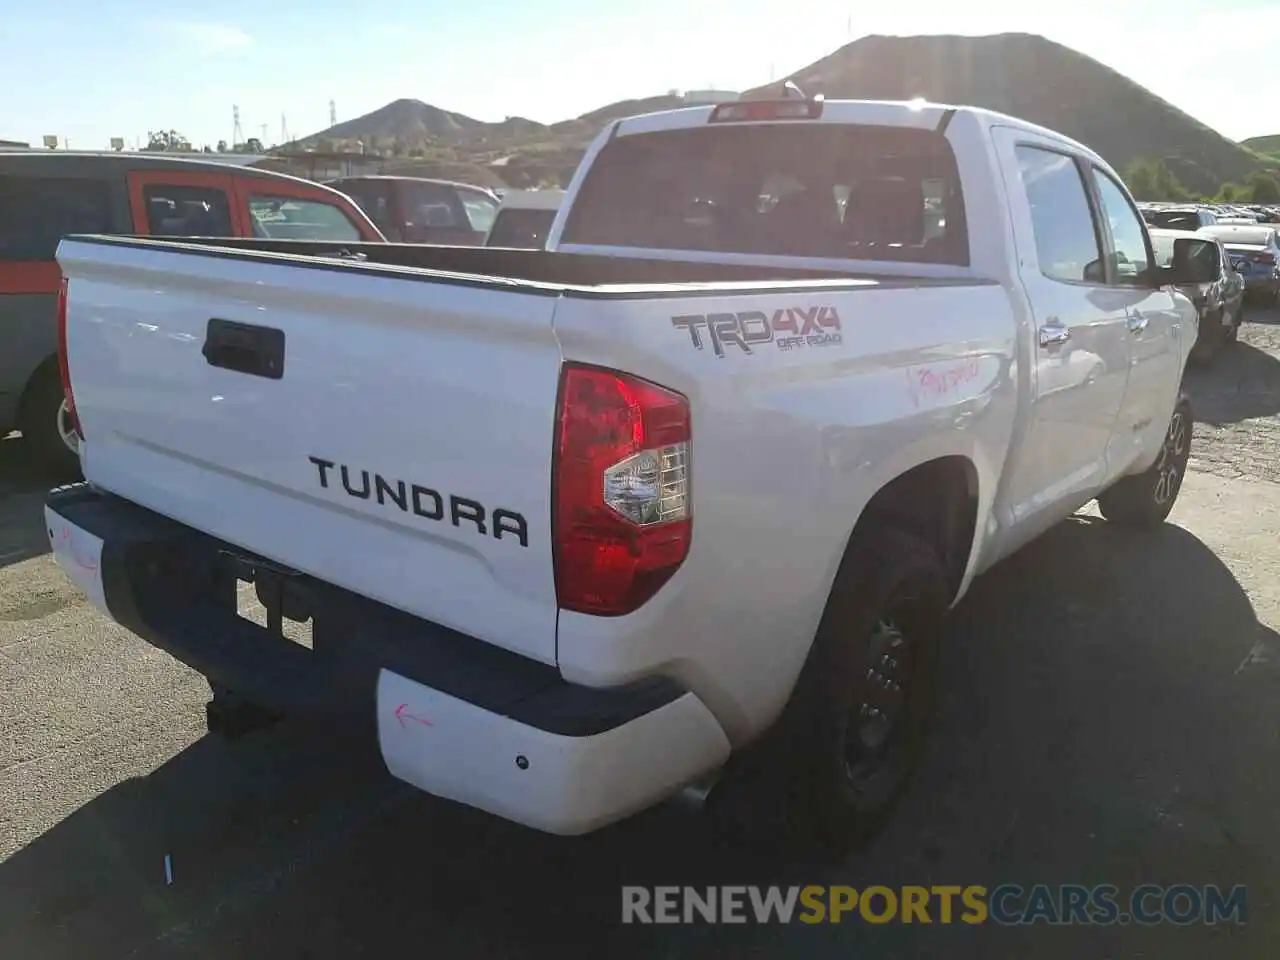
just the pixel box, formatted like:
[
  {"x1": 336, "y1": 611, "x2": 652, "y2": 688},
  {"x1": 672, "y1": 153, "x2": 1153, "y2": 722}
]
[
  {"x1": 316, "y1": 98, "x2": 488, "y2": 146},
  {"x1": 1242, "y1": 134, "x2": 1280, "y2": 160},
  {"x1": 743, "y1": 33, "x2": 1270, "y2": 196},
  {"x1": 288, "y1": 33, "x2": 1275, "y2": 193}
]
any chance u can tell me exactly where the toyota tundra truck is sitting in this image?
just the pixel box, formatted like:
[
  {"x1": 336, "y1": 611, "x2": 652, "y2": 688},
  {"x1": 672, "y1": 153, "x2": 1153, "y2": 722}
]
[{"x1": 44, "y1": 94, "x2": 1201, "y2": 847}]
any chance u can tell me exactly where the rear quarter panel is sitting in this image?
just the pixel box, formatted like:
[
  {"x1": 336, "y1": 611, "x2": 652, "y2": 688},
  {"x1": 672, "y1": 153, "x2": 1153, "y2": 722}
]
[{"x1": 552, "y1": 281, "x2": 1019, "y2": 743}]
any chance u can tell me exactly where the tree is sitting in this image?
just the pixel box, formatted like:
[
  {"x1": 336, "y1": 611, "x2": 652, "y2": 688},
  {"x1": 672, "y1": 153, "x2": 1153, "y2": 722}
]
[
  {"x1": 216, "y1": 139, "x2": 228, "y2": 153},
  {"x1": 1122, "y1": 157, "x2": 1192, "y2": 202},
  {"x1": 1246, "y1": 172, "x2": 1280, "y2": 204},
  {"x1": 144, "y1": 129, "x2": 191, "y2": 152},
  {"x1": 1216, "y1": 183, "x2": 1242, "y2": 203}
]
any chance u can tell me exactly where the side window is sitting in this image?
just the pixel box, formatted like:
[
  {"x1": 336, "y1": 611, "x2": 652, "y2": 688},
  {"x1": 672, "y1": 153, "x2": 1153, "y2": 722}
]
[
  {"x1": 1014, "y1": 145, "x2": 1104, "y2": 284},
  {"x1": 401, "y1": 182, "x2": 459, "y2": 229},
  {"x1": 1090, "y1": 169, "x2": 1152, "y2": 286},
  {"x1": 248, "y1": 196, "x2": 361, "y2": 241},
  {"x1": 0, "y1": 175, "x2": 114, "y2": 261},
  {"x1": 143, "y1": 184, "x2": 233, "y2": 237},
  {"x1": 459, "y1": 193, "x2": 499, "y2": 233},
  {"x1": 340, "y1": 181, "x2": 395, "y2": 231}
]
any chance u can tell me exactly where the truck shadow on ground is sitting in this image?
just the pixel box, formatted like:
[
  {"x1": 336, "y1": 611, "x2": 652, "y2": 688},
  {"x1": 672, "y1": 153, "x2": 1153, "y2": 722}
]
[
  {"x1": 1184, "y1": 341, "x2": 1280, "y2": 425},
  {"x1": 1, "y1": 517, "x2": 1277, "y2": 960},
  {"x1": 0, "y1": 436, "x2": 62, "y2": 569}
]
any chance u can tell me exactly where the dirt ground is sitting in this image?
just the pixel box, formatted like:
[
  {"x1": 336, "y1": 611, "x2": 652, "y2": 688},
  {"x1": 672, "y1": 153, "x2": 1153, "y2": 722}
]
[{"x1": 3, "y1": 310, "x2": 1280, "y2": 959}]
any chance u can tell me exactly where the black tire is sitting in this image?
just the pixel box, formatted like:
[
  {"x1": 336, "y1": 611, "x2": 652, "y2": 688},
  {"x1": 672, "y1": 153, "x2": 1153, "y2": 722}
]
[
  {"x1": 1189, "y1": 312, "x2": 1223, "y2": 366},
  {"x1": 1096, "y1": 393, "x2": 1192, "y2": 527},
  {"x1": 708, "y1": 527, "x2": 950, "y2": 855},
  {"x1": 17, "y1": 366, "x2": 80, "y2": 478}
]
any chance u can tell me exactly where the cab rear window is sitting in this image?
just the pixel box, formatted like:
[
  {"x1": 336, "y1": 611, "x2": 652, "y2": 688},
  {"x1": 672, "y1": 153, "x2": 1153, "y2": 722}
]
[
  {"x1": 0, "y1": 175, "x2": 114, "y2": 261},
  {"x1": 559, "y1": 123, "x2": 968, "y2": 265}
]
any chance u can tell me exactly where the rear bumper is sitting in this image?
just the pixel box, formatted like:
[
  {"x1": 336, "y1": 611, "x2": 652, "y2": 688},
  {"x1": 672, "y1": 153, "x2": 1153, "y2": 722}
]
[{"x1": 45, "y1": 485, "x2": 730, "y2": 835}]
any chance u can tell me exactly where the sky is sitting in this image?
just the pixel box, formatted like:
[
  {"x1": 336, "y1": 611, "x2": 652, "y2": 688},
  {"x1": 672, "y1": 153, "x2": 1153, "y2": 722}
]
[{"x1": 5, "y1": 0, "x2": 1279, "y2": 150}]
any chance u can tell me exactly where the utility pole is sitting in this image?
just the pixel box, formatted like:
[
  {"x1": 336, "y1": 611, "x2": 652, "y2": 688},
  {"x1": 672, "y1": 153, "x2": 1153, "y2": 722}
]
[{"x1": 232, "y1": 105, "x2": 243, "y2": 146}]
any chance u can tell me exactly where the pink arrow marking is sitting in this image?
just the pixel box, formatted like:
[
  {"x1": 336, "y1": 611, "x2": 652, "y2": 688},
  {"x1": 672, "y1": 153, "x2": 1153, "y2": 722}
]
[{"x1": 394, "y1": 703, "x2": 434, "y2": 729}]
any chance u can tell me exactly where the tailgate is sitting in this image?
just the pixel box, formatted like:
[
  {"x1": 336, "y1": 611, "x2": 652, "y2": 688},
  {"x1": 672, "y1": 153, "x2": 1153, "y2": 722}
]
[{"x1": 56, "y1": 238, "x2": 564, "y2": 664}]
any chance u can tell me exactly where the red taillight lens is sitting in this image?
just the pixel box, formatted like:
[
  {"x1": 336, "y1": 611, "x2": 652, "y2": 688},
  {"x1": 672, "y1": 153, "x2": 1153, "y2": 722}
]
[
  {"x1": 54, "y1": 276, "x2": 83, "y2": 441},
  {"x1": 1251, "y1": 252, "x2": 1276, "y2": 264},
  {"x1": 553, "y1": 364, "x2": 691, "y2": 616}
]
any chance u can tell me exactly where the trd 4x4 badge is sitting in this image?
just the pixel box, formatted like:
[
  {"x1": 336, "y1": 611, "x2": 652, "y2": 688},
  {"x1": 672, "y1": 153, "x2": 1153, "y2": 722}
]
[{"x1": 671, "y1": 306, "x2": 843, "y2": 357}]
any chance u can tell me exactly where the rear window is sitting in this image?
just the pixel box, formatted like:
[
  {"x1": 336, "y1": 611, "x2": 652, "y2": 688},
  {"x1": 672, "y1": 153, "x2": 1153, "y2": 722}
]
[
  {"x1": 486, "y1": 208, "x2": 558, "y2": 249},
  {"x1": 249, "y1": 196, "x2": 361, "y2": 241},
  {"x1": 0, "y1": 175, "x2": 114, "y2": 261},
  {"x1": 559, "y1": 123, "x2": 968, "y2": 265},
  {"x1": 1147, "y1": 211, "x2": 1203, "y2": 231}
]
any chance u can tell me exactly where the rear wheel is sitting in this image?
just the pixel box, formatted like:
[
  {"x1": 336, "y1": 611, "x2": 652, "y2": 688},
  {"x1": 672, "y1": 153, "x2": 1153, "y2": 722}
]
[
  {"x1": 1096, "y1": 394, "x2": 1192, "y2": 527},
  {"x1": 18, "y1": 366, "x2": 80, "y2": 478},
  {"x1": 709, "y1": 527, "x2": 949, "y2": 855}
]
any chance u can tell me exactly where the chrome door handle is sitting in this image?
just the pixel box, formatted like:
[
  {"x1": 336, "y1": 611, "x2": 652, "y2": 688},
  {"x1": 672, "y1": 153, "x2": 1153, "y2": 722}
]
[
  {"x1": 1128, "y1": 312, "x2": 1149, "y2": 335},
  {"x1": 1039, "y1": 322, "x2": 1070, "y2": 348}
]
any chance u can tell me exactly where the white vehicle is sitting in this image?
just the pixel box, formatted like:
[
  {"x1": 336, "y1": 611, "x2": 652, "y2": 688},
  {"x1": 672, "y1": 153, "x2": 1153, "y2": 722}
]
[
  {"x1": 46, "y1": 94, "x2": 1201, "y2": 847},
  {"x1": 484, "y1": 189, "x2": 566, "y2": 249}
]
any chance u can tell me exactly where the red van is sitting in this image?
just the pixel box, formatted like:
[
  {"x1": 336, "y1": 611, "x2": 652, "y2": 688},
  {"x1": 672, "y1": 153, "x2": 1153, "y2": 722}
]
[{"x1": 0, "y1": 152, "x2": 384, "y2": 471}]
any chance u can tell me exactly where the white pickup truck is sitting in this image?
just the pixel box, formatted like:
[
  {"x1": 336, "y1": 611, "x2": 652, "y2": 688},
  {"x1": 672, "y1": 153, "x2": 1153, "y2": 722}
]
[{"x1": 46, "y1": 94, "x2": 1200, "y2": 847}]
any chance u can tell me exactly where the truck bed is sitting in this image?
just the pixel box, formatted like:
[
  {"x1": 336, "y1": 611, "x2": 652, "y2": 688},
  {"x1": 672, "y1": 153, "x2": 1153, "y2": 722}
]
[{"x1": 76, "y1": 235, "x2": 986, "y2": 290}]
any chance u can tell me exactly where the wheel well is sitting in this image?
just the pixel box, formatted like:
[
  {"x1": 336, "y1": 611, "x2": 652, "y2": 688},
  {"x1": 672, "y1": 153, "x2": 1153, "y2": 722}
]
[
  {"x1": 845, "y1": 456, "x2": 979, "y2": 604},
  {"x1": 17, "y1": 354, "x2": 60, "y2": 424}
]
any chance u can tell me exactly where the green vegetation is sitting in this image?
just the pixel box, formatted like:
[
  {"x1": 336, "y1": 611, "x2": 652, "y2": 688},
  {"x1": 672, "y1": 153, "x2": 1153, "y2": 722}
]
[
  {"x1": 1123, "y1": 157, "x2": 1280, "y2": 204},
  {"x1": 1241, "y1": 134, "x2": 1280, "y2": 161}
]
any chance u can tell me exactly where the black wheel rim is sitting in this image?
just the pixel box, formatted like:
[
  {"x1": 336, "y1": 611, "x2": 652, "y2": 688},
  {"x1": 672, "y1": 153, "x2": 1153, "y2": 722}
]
[
  {"x1": 1153, "y1": 408, "x2": 1188, "y2": 506},
  {"x1": 844, "y1": 611, "x2": 915, "y2": 797}
]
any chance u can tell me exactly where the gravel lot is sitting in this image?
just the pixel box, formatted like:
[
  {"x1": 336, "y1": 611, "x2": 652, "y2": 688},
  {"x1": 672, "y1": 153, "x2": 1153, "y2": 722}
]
[{"x1": 3, "y1": 310, "x2": 1280, "y2": 959}]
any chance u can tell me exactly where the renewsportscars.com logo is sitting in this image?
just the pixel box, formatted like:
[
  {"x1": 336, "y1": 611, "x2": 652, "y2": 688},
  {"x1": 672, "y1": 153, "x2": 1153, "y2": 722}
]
[{"x1": 621, "y1": 884, "x2": 1248, "y2": 926}]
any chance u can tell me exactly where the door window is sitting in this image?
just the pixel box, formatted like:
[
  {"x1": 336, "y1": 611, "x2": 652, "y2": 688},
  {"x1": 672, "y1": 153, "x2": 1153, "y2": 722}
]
[
  {"x1": 1090, "y1": 169, "x2": 1153, "y2": 287},
  {"x1": 338, "y1": 180, "x2": 396, "y2": 232},
  {"x1": 248, "y1": 196, "x2": 361, "y2": 241},
  {"x1": 1013, "y1": 146, "x2": 1104, "y2": 284},
  {"x1": 459, "y1": 192, "x2": 499, "y2": 233},
  {"x1": 143, "y1": 184, "x2": 233, "y2": 237},
  {"x1": 401, "y1": 181, "x2": 459, "y2": 229},
  {"x1": 0, "y1": 175, "x2": 114, "y2": 261}
]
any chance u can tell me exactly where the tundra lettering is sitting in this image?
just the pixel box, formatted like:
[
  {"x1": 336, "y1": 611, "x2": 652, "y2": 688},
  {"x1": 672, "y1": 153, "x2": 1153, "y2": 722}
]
[
  {"x1": 672, "y1": 306, "x2": 843, "y2": 356},
  {"x1": 308, "y1": 456, "x2": 529, "y2": 547}
]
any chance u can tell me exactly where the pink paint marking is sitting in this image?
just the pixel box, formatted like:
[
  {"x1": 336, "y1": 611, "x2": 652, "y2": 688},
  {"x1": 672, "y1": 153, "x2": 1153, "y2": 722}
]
[
  {"x1": 394, "y1": 703, "x2": 434, "y2": 729},
  {"x1": 53, "y1": 523, "x2": 98, "y2": 573},
  {"x1": 906, "y1": 358, "x2": 983, "y2": 409}
]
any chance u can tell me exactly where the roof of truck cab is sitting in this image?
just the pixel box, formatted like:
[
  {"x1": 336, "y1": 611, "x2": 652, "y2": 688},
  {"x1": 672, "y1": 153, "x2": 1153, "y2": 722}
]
[
  {"x1": 610, "y1": 98, "x2": 1107, "y2": 166},
  {"x1": 328, "y1": 174, "x2": 499, "y2": 197},
  {"x1": 0, "y1": 150, "x2": 350, "y2": 192}
]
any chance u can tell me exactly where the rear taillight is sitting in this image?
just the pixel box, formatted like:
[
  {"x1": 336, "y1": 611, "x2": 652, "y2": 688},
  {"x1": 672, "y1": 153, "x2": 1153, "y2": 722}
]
[
  {"x1": 1251, "y1": 252, "x2": 1276, "y2": 265},
  {"x1": 55, "y1": 276, "x2": 82, "y2": 441},
  {"x1": 553, "y1": 364, "x2": 691, "y2": 616}
]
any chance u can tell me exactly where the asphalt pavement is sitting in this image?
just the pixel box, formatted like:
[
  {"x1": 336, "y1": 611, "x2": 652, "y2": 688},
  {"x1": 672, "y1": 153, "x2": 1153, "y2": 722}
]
[{"x1": 3, "y1": 310, "x2": 1280, "y2": 959}]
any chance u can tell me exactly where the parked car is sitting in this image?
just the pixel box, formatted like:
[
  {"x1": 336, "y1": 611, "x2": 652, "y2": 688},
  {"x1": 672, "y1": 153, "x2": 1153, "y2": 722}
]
[
  {"x1": 47, "y1": 95, "x2": 1200, "y2": 848},
  {"x1": 484, "y1": 189, "x2": 565, "y2": 249},
  {"x1": 0, "y1": 151, "x2": 384, "y2": 472},
  {"x1": 1199, "y1": 223, "x2": 1280, "y2": 304},
  {"x1": 1141, "y1": 206, "x2": 1219, "y2": 231},
  {"x1": 326, "y1": 176, "x2": 500, "y2": 245},
  {"x1": 1149, "y1": 227, "x2": 1244, "y2": 363}
]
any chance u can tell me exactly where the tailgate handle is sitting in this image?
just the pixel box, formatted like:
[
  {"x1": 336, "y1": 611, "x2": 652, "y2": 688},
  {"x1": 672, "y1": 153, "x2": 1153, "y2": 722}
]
[{"x1": 202, "y1": 319, "x2": 285, "y2": 380}]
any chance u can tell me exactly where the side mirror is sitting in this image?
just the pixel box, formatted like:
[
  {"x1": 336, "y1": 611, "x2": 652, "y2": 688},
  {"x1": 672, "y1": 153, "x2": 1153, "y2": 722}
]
[{"x1": 1169, "y1": 237, "x2": 1220, "y2": 284}]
